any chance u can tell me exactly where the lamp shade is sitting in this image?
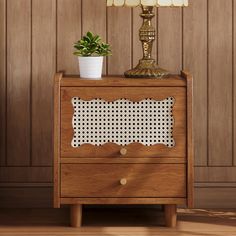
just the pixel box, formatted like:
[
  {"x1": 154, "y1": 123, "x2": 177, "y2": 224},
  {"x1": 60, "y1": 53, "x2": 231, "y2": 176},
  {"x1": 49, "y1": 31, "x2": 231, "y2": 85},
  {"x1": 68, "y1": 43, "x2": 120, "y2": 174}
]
[{"x1": 107, "y1": 0, "x2": 188, "y2": 7}]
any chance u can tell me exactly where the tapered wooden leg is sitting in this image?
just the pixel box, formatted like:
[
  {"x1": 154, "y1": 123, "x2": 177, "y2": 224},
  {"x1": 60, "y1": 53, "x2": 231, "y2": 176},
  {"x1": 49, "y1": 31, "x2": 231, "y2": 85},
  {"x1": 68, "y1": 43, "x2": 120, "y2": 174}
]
[
  {"x1": 70, "y1": 204, "x2": 82, "y2": 227},
  {"x1": 164, "y1": 204, "x2": 177, "y2": 227}
]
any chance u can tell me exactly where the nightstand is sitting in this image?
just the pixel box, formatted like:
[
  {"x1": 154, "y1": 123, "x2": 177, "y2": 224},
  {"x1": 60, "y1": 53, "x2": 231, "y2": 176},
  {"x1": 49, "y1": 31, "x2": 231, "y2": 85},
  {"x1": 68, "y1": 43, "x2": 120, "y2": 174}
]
[{"x1": 54, "y1": 72, "x2": 194, "y2": 227}]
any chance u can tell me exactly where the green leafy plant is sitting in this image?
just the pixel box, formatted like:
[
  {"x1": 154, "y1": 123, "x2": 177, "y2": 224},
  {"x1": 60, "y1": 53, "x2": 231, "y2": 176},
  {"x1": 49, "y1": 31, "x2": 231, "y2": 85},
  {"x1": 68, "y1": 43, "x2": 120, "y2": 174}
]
[{"x1": 73, "y1": 31, "x2": 111, "y2": 57}]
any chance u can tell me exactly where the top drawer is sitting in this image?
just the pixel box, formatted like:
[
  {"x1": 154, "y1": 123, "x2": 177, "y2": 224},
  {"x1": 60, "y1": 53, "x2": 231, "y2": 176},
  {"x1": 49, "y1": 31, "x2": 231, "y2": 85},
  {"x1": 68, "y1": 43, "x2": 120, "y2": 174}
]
[{"x1": 60, "y1": 87, "x2": 186, "y2": 158}]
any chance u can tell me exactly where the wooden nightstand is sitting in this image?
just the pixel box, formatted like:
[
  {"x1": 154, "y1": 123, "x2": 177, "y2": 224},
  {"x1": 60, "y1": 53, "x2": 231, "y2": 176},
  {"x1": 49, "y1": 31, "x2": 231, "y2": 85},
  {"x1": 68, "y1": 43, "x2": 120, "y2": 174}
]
[{"x1": 54, "y1": 72, "x2": 194, "y2": 227}]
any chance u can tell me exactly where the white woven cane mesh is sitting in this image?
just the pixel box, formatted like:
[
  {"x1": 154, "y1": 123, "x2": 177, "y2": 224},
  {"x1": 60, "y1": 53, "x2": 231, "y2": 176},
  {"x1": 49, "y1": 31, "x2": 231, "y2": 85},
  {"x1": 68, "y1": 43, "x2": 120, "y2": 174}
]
[{"x1": 71, "y1": 97, "x2": 175, "y2": 147}]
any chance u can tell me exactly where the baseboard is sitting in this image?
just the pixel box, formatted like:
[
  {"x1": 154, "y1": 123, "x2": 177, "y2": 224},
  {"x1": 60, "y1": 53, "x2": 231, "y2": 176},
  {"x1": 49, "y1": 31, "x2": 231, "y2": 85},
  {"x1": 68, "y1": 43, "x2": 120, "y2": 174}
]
[
  {"x1": 195, "y1": 187, "x2": 236, "y2": 208},
  {"x1": 0, "y1": 187, "x2": 52, "y2": 208}
]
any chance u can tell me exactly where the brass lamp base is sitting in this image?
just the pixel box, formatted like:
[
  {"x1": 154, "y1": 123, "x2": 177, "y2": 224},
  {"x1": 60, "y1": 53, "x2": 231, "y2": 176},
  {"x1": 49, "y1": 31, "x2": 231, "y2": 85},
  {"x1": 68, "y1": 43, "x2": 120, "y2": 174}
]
[
  {"x1": 124, "y1": 6, "x2": 169, "y2": 79},
  {"x1": 124, "y1": 59, "x2": 168, "y2": 78}
]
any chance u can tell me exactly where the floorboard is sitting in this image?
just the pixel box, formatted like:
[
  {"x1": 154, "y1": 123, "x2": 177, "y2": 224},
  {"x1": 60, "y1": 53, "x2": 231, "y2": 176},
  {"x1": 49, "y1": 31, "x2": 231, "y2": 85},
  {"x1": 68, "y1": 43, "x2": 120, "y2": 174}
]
[{"x1": 0, "y1": 208, "x2": 235, "y2": 235}]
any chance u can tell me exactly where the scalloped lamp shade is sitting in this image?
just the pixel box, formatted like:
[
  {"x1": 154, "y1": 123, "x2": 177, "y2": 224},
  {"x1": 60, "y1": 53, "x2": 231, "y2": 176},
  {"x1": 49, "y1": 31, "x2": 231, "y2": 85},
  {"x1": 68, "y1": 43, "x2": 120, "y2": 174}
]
[{"x1": 107, "y1": 0, "x2": 188, "y2": 7}]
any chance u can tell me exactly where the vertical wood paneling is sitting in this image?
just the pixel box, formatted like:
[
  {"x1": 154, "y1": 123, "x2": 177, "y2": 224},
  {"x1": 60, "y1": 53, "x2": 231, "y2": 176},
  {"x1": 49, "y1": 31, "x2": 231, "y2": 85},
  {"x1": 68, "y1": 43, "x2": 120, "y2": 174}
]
[
  {"x1": 82, "y1": 0, "x2": 107, "y2": 74},
  {"x1": 234, "y1": 0, "x2": 236, "y2": 166},
  {"x1": 32, "y1": 0, "x2": 56, "y2": 166},
  {"x1": 183, "y1": 0, "x2": 208, "y2": 166},
  {"x1": 208, "y1": 0, "x2": 233, "y2": 166},
  {"x1": 57, "y1": 0, "x2": 81, "y2": 74},
  {"x1": 0, "y1": 0, "x2": 6, "y2": 166},
  {"x1": 132, "y1": 7, "x2": 157, "y2": 68},
  {"x1": 133, "y1": 8, "x2": 142, "y2": 68},
  {"x1": 195, "y1": 167, "x2": 236, "y2": 182},
  {"x1": 158, "y1": 8, "x2": 182, "y2": 74},
  {"x1": 107, "y1": 7, "x2": 132, "y2": 75},
  {"x1": 7, "y1": 0, "x2": 31, "y2": 166},
  {"x1": 81, "y1": 0, "x2": 106, "y2": 36},
  {"x1": 0, "y1": 167, "x2": 52, "y2": 182}
]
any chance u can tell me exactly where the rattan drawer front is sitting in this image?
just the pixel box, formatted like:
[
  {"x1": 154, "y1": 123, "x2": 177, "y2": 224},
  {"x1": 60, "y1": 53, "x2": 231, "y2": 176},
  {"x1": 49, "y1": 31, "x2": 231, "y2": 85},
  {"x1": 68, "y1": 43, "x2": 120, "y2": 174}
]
[{"x1": 61, "y1": 87, "x2": 186, "y2": 158}]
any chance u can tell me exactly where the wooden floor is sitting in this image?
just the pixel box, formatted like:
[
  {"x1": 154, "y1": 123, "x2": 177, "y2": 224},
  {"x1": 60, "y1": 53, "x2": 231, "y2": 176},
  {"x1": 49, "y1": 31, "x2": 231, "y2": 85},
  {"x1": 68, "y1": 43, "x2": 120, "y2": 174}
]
[{"x1": 0, "y1": 207, "x2": 235, "y2": 236}]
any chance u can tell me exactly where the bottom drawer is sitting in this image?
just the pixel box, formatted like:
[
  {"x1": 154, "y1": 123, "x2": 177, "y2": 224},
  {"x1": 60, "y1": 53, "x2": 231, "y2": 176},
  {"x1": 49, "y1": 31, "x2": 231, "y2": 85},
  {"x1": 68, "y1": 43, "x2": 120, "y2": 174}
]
[{"x1": 61, "y1": 164, "x2": 186, "y2": 198}]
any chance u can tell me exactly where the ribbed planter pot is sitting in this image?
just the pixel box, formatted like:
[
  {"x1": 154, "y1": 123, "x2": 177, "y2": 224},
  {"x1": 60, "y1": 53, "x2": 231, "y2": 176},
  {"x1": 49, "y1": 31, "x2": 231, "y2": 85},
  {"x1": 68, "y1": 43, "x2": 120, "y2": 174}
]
[{"x1": 78, "y1": 56, "x2": 103, "y2": 79}]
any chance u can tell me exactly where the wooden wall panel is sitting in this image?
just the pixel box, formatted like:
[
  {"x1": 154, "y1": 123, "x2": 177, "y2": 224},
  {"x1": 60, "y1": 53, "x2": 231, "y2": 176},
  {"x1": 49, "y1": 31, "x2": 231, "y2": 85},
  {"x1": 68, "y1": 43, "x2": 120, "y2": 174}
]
[
  {"x1": 107, "y1": 7, "x2": 132, "y2": 75},
  {"x1": 57, "y1": 0, "x2": 81, "y2": 74},
  {"x1": 0, "y1": 167, "x2": 52, "y2": 183},
  {"x1": 0, "y1": 187, "x2": 52, "y2": 208},
  {"x1": 0, "y1": 0, "x2": 6, "y2": 166},
  {"x1": 7, "y1": 0, "x2": 31, "y2": 166},
  {"x1": 0, "y1": 0, "x2": 236, "y2": 208},
  {"x1": 133, "y1": 8, "x2": 142, "y2": 68},
  {"x1": 208, "y1": 0, "x2": 233, "y2": 166},
  {"x1": 81, "y1": 0, "x2": 106, "y2": 36},
  {"x1": 183, "y1": 0, "x2": 208, "y2": 166},
  {"x1": 234, "y1": 0, "x2": 236, "y2": 166},
  {"x1": 82, "y1": 0, "x2": 107, "y2": 74},
  {"x1": 158, "y1": 8, "x2": 182, "y2": 74},
  {"x1": 195, "y1": 188, "x2": 236, "y2": 208},
  {"x1": 195, "y1": 167, "x2": 236, "y2": 182},
  {"x1": 32, "y1": 0, "x2": 56, "y2": 166}
]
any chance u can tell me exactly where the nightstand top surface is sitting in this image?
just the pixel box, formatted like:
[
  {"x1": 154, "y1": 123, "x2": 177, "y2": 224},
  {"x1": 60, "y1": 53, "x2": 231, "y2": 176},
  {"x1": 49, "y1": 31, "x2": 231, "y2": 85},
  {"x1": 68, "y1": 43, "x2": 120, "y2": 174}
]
[{"x1": 59, "y1": 74, "x2": 188, "y2": 87}]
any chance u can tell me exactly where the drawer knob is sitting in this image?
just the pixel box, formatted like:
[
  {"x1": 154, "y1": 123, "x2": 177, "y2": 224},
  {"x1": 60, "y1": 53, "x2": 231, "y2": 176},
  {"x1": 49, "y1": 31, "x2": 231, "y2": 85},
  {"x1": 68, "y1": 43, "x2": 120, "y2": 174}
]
[
  {"x1": 120, "y1": 178, "x2": 127, "y2": 186},
  {"x1": 120, "y1": 148, "x2": 127, "y2": 156}
]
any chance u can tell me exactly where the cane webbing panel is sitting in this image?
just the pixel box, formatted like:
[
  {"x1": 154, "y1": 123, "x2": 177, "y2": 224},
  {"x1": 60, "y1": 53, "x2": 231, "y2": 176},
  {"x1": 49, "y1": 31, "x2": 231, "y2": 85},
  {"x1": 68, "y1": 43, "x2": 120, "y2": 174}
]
[{"x1": 71, "y1": 97, "x2": 175, "y2": 147}]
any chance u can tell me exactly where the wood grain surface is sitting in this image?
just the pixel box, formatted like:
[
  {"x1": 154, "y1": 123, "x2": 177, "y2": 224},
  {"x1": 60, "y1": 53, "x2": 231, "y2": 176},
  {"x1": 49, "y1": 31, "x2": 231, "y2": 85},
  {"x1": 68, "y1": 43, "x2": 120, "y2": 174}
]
[
  {"x1": 234, "y1": 0, "x2": 236, "y2": 167},
  {"x1": 158, "y1": 7, "x2": 182, "y2": 74},
  {"x1": 7, "y1": 0, "x2": 31, "y2": 166},
  {"x1": 0, "y1": 208, "x2": 236, "y2": 235},
  {"x1": 183, "y1": 0, "x2": 208, "y2": 166},
  {"x1": 57, "y1": 0, "x2": 81, "y2": 74},
  {"x1": 82, "y1": 0, "x2": 107, "y2": 74},
  {"x1": 107, "y1": 6, "x2": 132, "y2": 75},
  {"x1": 53, "y1": 73, "x2": 62, "y2": 208},
  {"x1": 32, "y1": 0, "x2": 56, "y2": 166},
  {"x1": 208, "y1": 0, "x2": 233, "y2": 166},
  {"x1": 0, "y1": 0, "x2": 6, "y2": 166},
  {"x1": 61, "y1": 164, "x2": 186, "y2": 198}
]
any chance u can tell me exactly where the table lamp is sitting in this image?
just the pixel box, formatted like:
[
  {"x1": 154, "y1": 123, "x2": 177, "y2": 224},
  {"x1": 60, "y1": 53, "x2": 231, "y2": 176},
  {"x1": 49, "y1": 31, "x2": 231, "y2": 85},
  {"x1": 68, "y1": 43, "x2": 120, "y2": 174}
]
[{"x1": 107, "y1": 0, "x2": 188, "y2": 78}]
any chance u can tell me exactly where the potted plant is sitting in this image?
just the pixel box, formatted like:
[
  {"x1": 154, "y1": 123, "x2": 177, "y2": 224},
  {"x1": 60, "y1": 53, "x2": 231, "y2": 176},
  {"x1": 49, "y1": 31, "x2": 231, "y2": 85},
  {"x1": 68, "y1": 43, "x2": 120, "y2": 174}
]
[{"x1": 73, "y1": 31, "x2": 111, "y2": 79}]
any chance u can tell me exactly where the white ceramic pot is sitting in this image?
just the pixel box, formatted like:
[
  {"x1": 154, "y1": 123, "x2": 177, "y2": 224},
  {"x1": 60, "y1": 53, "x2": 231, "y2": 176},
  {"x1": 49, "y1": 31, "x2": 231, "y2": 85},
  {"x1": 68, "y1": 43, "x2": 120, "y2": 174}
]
[{"x1": 78, "y1": 56, "x2": 103, "y2": 79}]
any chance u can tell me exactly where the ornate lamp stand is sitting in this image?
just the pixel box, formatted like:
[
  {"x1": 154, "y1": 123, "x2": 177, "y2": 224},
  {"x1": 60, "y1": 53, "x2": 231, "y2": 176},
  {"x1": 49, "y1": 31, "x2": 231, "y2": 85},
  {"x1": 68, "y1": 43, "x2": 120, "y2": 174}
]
[{"x1": 124, "y1": 6, "x2": 168, "y2": 78}]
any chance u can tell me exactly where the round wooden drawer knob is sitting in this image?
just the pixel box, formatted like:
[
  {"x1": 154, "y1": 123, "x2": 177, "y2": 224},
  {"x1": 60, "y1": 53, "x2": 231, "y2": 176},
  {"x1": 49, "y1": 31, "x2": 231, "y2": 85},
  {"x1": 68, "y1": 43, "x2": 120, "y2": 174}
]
[
  {"x1": 120, "y1": 148, "x2": 127, "y2": 156},
  {"x1": 120, "y1": 178, "x2": 127, "y2": 186}
]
